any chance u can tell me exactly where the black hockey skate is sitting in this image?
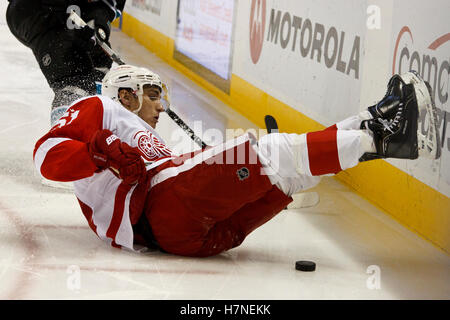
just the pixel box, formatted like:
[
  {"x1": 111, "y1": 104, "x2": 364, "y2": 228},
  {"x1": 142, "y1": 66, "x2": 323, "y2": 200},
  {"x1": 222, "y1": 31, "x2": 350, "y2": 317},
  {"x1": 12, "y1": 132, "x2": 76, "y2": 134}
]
[{"x1": 360, "y1": 71, "x2": 441, "y2": 161}]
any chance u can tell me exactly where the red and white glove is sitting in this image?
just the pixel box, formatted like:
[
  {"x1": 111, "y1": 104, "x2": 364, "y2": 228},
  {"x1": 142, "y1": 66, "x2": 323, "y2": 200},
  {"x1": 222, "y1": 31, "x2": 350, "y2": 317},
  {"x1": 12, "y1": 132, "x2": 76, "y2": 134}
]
[{"x1": 88, "y1": 129, "x2": 146, "y2": 185}]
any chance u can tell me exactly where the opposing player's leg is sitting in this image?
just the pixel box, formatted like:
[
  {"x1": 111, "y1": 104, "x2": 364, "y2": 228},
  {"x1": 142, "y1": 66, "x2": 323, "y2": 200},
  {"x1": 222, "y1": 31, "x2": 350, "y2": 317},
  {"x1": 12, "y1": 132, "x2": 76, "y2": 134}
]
[
  {"x1": 7, "y1": 0, "x2": 98, "y2": 126},
  {"x1": 48, "y1": 36, "x2": 116, "y2": 126},
  {"x1": 32, "y1": 28, "x2": 99, "y2": 125},
  {"x1": 6, "y1": 0, "x2": 52, "y2": 47},
  {"x1": 90, "y1": 41, "x2": 114, "y2": 88}
]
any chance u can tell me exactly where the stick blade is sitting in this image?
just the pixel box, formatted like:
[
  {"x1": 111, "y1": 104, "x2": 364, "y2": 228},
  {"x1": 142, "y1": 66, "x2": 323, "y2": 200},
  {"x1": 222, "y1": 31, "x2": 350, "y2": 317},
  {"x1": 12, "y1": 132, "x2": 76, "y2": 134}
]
[{"x1": 264, "y1": 115, "x2": 279, "y2": 133}]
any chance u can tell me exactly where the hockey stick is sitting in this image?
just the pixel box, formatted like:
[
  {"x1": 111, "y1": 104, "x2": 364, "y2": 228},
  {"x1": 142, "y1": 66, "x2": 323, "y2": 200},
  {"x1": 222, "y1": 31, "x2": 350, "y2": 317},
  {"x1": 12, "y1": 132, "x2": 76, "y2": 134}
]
[
  {"x1": 264, "y1": 114, "x2": 320, "y2": 209},
  {"x1": 68, "y1": 11, "x2": 207, "y2": 149},
  {"x1": 68, "y1": 10, "x2": 126, "y2": 65}
]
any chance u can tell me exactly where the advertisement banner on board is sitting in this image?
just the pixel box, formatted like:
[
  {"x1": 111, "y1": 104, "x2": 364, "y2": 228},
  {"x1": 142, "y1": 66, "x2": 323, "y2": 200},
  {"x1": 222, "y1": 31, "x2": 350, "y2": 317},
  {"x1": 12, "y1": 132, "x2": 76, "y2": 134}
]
[
  {"x1": 235, "y1": 0, "x2": 367, "y2": 125},
  {"x1": 174, "y1": 0, "x2": 236, "y2": 93},
  {"x1": 390, "y1": 0, "x2": 450, "y2": 196},
  {"x1": 129, "y1": 0, "x2": 162, "y2": 15},
  {"x1": 124, "y1": 0, "x2": 171, "y2": 35}
]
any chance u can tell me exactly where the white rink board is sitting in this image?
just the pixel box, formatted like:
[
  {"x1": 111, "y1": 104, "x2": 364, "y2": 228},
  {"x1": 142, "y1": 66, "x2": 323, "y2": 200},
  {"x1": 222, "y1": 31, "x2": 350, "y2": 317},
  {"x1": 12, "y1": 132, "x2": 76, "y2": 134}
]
[
  {"x1": 174, "y1": 0, "x2": 236, "y2": 80},
  {"x1": 123, "y1": 0, "x2": 177, "y2": 38},
  {"x1": 234, "y1": 0, "x2": 367, "y2": 126}
]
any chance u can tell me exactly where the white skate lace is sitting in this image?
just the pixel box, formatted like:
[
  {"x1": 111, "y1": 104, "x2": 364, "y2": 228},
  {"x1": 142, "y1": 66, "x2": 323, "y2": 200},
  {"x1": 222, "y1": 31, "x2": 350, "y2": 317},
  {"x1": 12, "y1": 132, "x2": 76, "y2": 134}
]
[
  {"x1": 391, "y1": 104, "x2": 404, "y2": 126},
  {"x1": 377, "y1": 118, "x2": 394, "y2": 133},
  {"x1": 378, "y1": 103, "x2": 404, "y2": 133}
]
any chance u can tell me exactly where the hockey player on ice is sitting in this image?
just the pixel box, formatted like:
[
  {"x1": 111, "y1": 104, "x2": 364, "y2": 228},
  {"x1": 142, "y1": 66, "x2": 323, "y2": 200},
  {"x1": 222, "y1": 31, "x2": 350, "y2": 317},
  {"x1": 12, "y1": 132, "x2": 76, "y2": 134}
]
[
  {"x1": 6, "y1": 0, "x2": 126, "y2": 125},
  {"x1": 33, "y1": 65, "x2": 440, "y2": 257}
]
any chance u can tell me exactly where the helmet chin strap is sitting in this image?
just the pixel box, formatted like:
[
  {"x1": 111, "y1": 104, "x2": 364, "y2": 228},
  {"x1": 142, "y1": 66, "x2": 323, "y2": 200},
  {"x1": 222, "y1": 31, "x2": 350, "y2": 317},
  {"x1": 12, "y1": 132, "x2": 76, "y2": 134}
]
[
  {"x1": 132, "y1": 94, "x2": 144, "y2": 114},
  {"x1": 118, "y1": 92, "x2": 143, "y2": 114},
  {"x1": 123, "y1": 84, "x2": 164, "y2": 115},
  {"x1": 130, "y1": 84, "x2": 145, "y2": 114}
]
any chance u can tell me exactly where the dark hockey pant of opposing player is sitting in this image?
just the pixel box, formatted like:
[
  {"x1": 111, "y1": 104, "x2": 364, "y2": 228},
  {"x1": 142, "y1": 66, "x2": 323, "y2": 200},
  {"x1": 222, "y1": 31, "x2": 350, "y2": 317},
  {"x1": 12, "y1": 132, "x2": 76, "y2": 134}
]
[{"x1": 6, "y1": 0, "x2": 125, "y2": 117}]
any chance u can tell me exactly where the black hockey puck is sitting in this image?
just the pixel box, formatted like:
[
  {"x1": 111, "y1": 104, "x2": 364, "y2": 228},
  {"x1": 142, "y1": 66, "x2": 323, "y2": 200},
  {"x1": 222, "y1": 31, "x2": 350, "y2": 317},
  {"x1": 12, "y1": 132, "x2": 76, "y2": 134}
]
[{"x1": 295, "y1": 260, "x2": 316, "y2": 272}]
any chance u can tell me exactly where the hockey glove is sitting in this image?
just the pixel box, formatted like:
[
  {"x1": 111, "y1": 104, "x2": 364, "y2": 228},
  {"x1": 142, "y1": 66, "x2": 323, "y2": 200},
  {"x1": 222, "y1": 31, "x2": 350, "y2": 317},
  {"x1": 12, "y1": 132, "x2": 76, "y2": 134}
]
[
  {"x1": 90, "y1": 17, "x2": 110, "y2": 43},
  {"x1": 82, "y1": 4, "x2": 112, "y2": 43},
  {"x1": 88, "y1": 129, "x2": 146, "y2": 185},
  {"x1": 70, "y1": 25, "x2": 96, "y2": 52}
]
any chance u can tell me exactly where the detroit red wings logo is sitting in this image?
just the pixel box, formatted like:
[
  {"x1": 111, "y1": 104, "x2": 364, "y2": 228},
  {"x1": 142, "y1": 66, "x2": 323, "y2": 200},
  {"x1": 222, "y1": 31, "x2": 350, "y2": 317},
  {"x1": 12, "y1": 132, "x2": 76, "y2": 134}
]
[{"x1": 134, "y1": 131, "x2": 172, "y2": 162}]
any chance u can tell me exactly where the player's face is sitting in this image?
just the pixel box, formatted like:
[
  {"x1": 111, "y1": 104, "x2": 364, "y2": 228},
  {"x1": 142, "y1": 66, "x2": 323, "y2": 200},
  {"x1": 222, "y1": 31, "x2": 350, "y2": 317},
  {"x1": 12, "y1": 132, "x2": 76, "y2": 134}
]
[{"x1": 137, "y1": 85, "x2": 164, "y2": 128}]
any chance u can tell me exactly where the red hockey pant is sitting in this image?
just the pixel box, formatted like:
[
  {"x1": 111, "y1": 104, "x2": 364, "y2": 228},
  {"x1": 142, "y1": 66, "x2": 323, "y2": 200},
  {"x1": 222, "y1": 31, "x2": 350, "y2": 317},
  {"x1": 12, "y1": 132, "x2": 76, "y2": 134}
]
[{"x1": 145, "y1": 136, "x2": 292, "y2": 257}]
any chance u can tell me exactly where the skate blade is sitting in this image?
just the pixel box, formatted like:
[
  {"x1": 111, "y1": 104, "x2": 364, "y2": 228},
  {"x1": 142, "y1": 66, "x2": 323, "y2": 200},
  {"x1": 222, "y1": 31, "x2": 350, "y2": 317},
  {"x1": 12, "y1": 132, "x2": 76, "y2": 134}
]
[{"x1": 402, "y1": 71, "x2": 441, "y2": 160}]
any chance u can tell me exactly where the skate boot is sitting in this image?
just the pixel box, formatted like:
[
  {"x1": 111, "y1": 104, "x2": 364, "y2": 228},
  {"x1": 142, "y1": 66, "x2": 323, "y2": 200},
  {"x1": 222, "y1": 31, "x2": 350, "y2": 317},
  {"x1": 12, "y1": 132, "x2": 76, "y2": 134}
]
[
  {"x1": 367, "y1": 74, "x2": 403, "y2": 119},
  {"x1": 360, "y1": 71, "x2": 441, "y2": 161}
]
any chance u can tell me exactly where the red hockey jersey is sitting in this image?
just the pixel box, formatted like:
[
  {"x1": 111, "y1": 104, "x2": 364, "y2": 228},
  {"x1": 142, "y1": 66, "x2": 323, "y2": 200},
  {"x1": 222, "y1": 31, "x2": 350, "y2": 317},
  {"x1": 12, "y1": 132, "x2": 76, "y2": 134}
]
[{"x1": 33, "y1": 95, "x2": 173, "y2": 251}]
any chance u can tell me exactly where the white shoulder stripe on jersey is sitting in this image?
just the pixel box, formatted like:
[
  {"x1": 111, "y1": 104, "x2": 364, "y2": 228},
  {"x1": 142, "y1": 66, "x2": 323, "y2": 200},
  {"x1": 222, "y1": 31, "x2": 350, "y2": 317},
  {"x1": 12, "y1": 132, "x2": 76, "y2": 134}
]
[
  {"x1": 150, "y1": 133, "x2": 252, "y2": 188},
  {"x1": 34, "y1": 138, "x2": 71, "y2": 176}
]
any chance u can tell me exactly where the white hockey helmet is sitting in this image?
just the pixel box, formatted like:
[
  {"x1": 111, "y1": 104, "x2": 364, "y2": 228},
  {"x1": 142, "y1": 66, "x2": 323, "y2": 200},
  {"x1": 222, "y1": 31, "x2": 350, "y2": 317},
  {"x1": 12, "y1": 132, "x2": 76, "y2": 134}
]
[{"x1": 101, "y1": 64, "x2": 163, "y2": 114}]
